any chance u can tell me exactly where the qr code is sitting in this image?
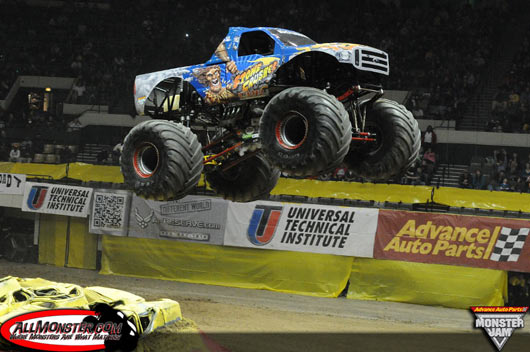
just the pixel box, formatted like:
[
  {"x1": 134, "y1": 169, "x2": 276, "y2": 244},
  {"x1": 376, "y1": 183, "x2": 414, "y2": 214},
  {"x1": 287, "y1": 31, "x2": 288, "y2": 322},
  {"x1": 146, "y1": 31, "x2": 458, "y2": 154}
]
[{"x1": 92, "y1": 194, "x2": 126, "y2": 229}]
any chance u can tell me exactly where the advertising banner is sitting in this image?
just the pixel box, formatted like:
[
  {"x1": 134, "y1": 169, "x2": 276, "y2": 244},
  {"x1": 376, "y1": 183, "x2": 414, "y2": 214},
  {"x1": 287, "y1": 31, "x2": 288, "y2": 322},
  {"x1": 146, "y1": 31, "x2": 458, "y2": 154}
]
[
  {"x1": 128, "y1": 195, "x2": 227, "y2": 245},
  {"x1": 21, "y1": 182, "x2": 92, "y2": 217},
  {"x1": 89, "y1": 189, "x2": 132, "y2": 236},
  {"x1": 224, "y1": 201, "x2": 379, "y2": 257},
  {"x1": 0, "y1": 173, "x2": 25, "y2": 195},
  {"x1": 374, "y1": 209, "x2": 530, "y2": 272}
]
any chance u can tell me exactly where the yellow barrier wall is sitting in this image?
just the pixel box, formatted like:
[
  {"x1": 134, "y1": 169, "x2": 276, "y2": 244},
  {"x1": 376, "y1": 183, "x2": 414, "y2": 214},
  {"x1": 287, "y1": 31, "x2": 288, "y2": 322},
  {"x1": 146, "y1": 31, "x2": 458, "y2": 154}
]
[
  {"x1": 0, "y1": 163, "x2": 67, "y2": 179},
  {"x1": 67, "y1": 217, "x2": 98, "y2": 270},
  {"x1": 271, "y1": 178, "x2": 434, "y2": 204},
  {"x1": 38, "y1": 214, "x2": 68, "y2": 266},
  {"x1": 100, "y1": 236, "x2": 352, "y2": 298},
  {"x1": 435, "y1": 187, "x2": 530, "y2": 212},
  {"x1": 38, "y1": 215, "x2": 97, "y2": 269},
  {"x1": 3, "y1": 162, "x2": 530, "y2": 212},
  {"x1": 68, "y1": 163, "x2": 123, "y2": 183},
  {"x1": 271, "y1": 178, "x2": 530, "y2": 212},
  {"x1": 347, "y1": 258, "x2": 507, "y2": 309}
]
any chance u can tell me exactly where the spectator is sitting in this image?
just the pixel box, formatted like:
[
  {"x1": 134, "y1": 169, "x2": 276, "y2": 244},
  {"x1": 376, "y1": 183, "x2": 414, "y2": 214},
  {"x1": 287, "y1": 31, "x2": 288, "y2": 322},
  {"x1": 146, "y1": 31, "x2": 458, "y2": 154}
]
[
  {"x1": 487, "y1": 178, "x2": 497, "y2": 191},
  {"x1": 59, "y1": 147, "x2": 73, "y2": 163},
  {"x1": 513, "y1": 176, "x2": 526, "y2": 193},
  {"x1": 333, "y1": 164, "x2": 347, "y2": 181},
  {"x1": 459, "y1": 172, "x2": 472, "y2": 189},
  {"x1": 0, "y1": 144, "x2": 9, "y2": 162},
  {"x1": 9, "y1": 144, "x2": 20, "y2": 162},
  {"x1": 493, "y1": 149, "x2": 508, "y2": 176},
  {"x1": 498, "y1": 178, "x2": 511, "y2": 191},
  {"x1": 96, "y1": 148, "x2": 109, "y2": 164},
  {"x1": 404, "y1": 166, "x2": 426, "y2": 186},
  {"x1": 522, "y1": 162, "x2": 530, "y2": 179},
  {"x1": 421, "y1": 125, "x2": 437, "y2": 150},
  {"x1": 71, "y1": 78, "x2": 87, "y2": 104},
  {"x1": 422, "y1": 147, "x2": 436, "y2": 166},
  {"x1": 112, "y1": 140, "x2": 123, "y2": 165},
  {"x1": 472, "y1": 169, "x2": 486, "y2": 190}
]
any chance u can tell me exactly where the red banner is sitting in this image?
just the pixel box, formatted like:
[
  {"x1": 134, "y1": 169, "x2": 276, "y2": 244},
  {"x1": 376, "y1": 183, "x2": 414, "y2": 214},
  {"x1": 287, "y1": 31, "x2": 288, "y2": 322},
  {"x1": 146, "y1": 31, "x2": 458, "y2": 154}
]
[{"x1": 374, "y1": 210, "x2": 530, "y2": 272}]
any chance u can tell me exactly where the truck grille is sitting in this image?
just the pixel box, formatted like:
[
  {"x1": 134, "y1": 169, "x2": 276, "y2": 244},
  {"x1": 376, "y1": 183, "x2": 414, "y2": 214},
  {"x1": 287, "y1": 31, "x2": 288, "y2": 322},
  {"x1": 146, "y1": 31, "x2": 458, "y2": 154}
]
[{"x1": 353, "y1": 46, "x2": 389, "y2": 75}]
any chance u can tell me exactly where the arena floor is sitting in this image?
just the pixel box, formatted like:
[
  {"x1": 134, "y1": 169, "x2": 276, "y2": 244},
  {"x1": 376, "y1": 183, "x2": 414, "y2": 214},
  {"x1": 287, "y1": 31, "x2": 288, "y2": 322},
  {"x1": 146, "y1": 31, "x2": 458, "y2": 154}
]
[{"x1": 1, "y1": 260, "x2": 528, "y2": 351}]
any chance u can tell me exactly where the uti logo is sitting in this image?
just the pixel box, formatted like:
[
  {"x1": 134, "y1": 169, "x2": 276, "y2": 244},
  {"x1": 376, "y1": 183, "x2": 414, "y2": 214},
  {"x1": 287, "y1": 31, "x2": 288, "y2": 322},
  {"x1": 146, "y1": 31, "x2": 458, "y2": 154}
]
[
  {"x1": 26, "y1": 185, "x2": 48, "y2": 210},
  {"x1": 247, "y1": 205, "x2": 283, "y2": 246}
]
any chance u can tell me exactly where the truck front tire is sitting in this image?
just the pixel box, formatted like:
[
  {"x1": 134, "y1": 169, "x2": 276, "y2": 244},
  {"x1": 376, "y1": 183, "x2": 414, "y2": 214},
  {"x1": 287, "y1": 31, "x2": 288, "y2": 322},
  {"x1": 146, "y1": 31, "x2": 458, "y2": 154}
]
[
  {"x1": 121, "y1": 120, "x2": 203, "y2": 200},
  {"x1": 260, "y1": 87, "x2": 352, "y2": 177}
]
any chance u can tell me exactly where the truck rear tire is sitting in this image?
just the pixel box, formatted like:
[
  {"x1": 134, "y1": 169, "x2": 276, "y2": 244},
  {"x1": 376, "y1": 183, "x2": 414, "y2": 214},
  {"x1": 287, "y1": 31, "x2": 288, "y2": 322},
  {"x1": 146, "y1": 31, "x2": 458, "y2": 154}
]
[
  {"x1": 120, "y1": 120, "x2": 203, "y2": 200},
  {"x1": 206, "y1": 153, "x2": 279, "y2": 202},
  {"x1": 345, "y1": 99, "x2": 420, "y2": 180},
  {"x1": 260, "y1": 87, "x2": 352, "y2": 177}
]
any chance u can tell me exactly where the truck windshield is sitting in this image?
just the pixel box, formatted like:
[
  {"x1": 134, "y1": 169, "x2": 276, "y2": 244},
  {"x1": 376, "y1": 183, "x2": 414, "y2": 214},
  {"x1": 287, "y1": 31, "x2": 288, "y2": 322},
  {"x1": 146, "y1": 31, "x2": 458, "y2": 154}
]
[{"x1": 268, "y1": 29, "x2": 316, "y2": 47}]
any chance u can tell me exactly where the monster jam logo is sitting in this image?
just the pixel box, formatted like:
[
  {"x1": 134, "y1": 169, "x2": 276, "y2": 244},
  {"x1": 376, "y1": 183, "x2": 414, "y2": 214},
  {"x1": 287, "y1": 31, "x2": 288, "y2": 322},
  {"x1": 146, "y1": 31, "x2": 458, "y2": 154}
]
[
  {"x1": 472, "y1": 306, "x2": 528, "y2": 351},
  {"x1": 247, "y1": 205, "x2": 283, "y2": 246}
]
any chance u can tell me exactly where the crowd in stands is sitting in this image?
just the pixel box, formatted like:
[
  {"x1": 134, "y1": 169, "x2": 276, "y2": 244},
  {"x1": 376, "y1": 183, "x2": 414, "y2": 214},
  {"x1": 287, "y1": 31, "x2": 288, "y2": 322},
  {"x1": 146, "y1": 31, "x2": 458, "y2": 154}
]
[
  {"x1": 0, "y1": 0, "x2": 512, "y2": 118},
  {"x1": 487, "y1": 25, "x2": 530, "y2": 133},
  {"x1": 459, "y1": 148, "x2": 530, "y2": 193}
]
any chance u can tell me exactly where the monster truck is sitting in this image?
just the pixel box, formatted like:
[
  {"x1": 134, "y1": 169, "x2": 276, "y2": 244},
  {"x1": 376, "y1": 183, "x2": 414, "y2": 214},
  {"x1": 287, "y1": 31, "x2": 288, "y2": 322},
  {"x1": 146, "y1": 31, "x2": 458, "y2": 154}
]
[{"x1": 121, "y1": 27, "x2": 420, "y2": 202}]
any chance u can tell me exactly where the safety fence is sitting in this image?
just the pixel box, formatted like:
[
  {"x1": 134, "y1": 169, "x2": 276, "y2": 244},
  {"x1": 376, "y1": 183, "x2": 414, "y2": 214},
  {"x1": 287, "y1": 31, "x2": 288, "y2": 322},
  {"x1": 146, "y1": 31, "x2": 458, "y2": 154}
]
[
  {"x1": 7, "y1": 178, "x2": 529, "y2": 273},
  {"x1": 3, "y1": 167, "x2": 528, "y2": 308}
]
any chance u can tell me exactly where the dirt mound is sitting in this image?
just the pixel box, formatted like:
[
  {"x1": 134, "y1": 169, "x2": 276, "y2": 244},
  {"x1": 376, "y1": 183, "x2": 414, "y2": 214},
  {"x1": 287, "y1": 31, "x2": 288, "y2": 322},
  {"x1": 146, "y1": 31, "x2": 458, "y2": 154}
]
[{"x1": 136, "y1": 318, "x2": 225, "y2": 352}]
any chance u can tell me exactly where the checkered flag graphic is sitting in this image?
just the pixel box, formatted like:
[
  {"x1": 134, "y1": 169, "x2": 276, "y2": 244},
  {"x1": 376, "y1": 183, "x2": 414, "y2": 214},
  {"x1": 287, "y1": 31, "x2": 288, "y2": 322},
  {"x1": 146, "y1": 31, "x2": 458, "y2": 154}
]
[{"x1": 489, "y1": 227, "x2": 530, "y2": 262}]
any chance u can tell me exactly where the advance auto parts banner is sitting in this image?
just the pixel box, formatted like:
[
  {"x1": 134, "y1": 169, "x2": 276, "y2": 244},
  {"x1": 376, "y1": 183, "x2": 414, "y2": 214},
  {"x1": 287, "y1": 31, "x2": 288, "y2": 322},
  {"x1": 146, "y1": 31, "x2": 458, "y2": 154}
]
[
  {"x1": 21, "y1": 182, "x2": 92, "y2": 217},
  {"x1": 224, "y1": 201, "x2": 378, "y2": 257},
  {"x1": 128, "y1": 195, "x2": 227, "y2": 245},
  {"x1": 374, "y1": 209, "x2": 530, "y2": 272}
]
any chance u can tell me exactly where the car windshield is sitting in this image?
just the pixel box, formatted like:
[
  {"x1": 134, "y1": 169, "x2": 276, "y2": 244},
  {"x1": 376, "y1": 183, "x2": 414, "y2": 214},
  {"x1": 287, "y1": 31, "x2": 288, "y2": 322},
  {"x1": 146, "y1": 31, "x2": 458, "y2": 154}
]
[{"x1": 268, "y1": 29, "x2": 316, "y2": 46}]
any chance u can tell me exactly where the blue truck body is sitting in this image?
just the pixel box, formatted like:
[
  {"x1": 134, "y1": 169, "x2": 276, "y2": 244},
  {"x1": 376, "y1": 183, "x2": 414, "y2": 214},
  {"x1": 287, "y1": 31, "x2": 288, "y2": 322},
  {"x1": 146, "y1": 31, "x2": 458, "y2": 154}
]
[{"x1": 134, "y1": 27, "x2": 389, "y2": 115}]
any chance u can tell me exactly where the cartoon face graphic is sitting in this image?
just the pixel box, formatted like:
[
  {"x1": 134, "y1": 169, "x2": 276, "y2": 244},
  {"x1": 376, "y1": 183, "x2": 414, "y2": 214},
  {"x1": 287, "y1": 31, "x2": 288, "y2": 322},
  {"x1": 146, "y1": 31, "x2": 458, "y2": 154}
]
[
  {"x1": 194, "y1": 66, "x2": 222, "y2": 93},
  {"x1": 203, "y1": 66, "x2": 222, "y2": 93},
  {"x1": 193, "y1": 65, "x2": 237, "y2": 104}
]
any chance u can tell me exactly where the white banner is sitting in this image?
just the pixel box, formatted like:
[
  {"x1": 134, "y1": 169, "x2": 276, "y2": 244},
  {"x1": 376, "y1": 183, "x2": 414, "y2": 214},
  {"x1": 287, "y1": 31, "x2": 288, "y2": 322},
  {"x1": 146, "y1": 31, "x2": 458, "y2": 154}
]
[
  {"x1": 0, "y1": 173, "x2": 26, "y2": 195},
  {"x1": 224, "y1": 201, "x2": 379, "y2": 257},
  {"x1": 21, "y1": 182, "x2": 93, "y2": 217},
  {"x1": 89, "y1": 189, "x2": 131, "y2": 236}
]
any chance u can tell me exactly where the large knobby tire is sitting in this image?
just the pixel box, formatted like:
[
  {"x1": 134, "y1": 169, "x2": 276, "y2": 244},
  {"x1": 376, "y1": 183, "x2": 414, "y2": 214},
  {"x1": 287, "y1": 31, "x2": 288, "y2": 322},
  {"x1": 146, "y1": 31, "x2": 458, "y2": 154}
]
[
  {"x1": 206, "y1": 153, "x2": 280, "y2": 202},
  {"x1": 121, "y1": 120, "x2": 203, "y2": 200},
  {"x1": 345, "y1": 99, "x2": 421, "y2": 180},
  {"x1": 260, "y1": 87, "x2": 352, "y2": 177}
]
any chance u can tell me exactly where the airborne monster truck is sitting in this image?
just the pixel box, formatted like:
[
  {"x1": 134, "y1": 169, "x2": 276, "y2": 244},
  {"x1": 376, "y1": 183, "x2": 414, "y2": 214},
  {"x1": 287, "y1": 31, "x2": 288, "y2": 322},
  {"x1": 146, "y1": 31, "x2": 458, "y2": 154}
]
[{"x1": 121, "y1": 27, "x2": 421, "y2": 202}]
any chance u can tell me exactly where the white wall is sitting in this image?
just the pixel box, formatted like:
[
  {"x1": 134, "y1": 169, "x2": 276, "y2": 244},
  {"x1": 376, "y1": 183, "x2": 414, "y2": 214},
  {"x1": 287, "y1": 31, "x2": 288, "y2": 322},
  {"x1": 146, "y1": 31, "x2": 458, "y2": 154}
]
[
  {"x1": 435, "y1": 130, "x2": 530, "y2": 147},
  {"x1": 0, "y1": 194, "x2": 23, "y2": 208}
]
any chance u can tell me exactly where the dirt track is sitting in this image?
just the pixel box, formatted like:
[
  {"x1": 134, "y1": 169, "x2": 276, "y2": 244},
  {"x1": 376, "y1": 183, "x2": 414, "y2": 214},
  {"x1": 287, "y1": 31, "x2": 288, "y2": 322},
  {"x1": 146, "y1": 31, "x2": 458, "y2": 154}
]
[{"x1": 1, "y1": 260, "x2": 529, "y2": 352}]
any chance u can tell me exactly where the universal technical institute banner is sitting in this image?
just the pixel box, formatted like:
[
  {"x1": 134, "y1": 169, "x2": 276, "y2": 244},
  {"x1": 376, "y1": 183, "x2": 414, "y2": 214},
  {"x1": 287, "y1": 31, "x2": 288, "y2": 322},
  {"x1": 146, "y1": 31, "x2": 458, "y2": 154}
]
[
  {"x1": 21, "y1": 182, "x2": 93, "y2": 217},
  {"x1": 128, "y1": 195, "x2": 227, "y2": 245},
  {"x1": 374, "y1": 209, "x2": 530, "y2": 272},
  {"x1": 224, "y1": 201, "x2": 379, "y2": 257}
]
